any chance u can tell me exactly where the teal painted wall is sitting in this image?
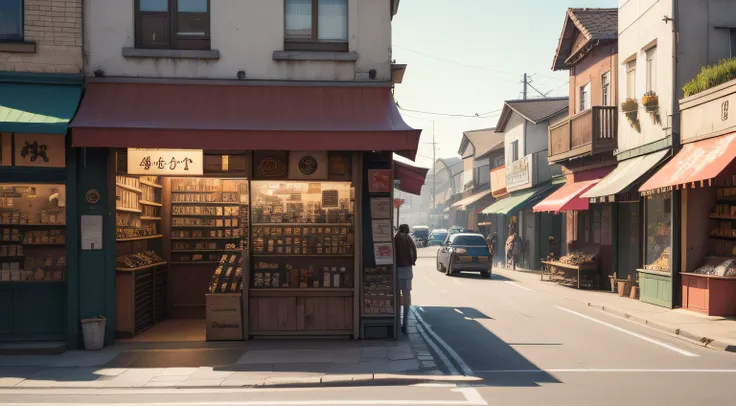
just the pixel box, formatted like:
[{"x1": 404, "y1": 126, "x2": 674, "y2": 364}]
[{"x1": 75, "y1": 148, "x2": 116, "y2": 344}]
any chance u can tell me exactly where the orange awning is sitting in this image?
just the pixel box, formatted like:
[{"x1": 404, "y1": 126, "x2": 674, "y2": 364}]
[
  {"x1": 452, "y1": 190, "x2": 492, "y2": 210},
  {"x1": 533, "y1": 179, "x2": 600, "y2": 214},
  {"x1": 640, "y1": 133, "x2": 736, "y2": 193}
]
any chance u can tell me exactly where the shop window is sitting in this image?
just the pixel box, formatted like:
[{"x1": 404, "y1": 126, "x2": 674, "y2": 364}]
[
  {"x1": 284, "y1": 0, "x2": 348, "y2": 52},
  {"x1": 510, "y1": 141, "x2": 519, "y2": 163},
  {"x1": 644, "y1": 193, "x2": 672, "y2": 273},
  {"x1": 575, "y1": 205, "x2": 612, "y2": 246},
  {"x1": 0, "y1": 0, "x2": 23, "y2": 41},
  {"x1": 1, "y1": 184, "x2": 67, "y2": 283},
  {"x1": 135, "y1": 0, "x2": 210, "y2": 50}
]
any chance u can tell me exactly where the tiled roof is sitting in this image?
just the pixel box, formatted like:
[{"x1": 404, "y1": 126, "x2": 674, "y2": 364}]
[
  {"x1": 499, "y1": 97, "x2": 569, "y2": 128},
  {"x1": 463, "y1": 128, "x2": 504, "y2": 158},
  {"x1": 552, "y1": 8, "x2": 618, "y2": 71}
]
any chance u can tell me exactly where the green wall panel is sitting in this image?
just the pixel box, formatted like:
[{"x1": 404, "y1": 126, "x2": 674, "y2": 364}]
[{"x1": 639, "y1": 271, "x2": 672, "y2": 308}]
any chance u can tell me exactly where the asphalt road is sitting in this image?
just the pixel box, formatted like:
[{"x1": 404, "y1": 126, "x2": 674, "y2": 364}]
[{"x1": 410, "y1": 247, "x2": 736, "y2": 405}]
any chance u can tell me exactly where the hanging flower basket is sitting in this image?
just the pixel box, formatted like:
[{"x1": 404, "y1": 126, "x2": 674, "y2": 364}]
[
  {"x1": 621, "y1": 98, "x2": 639, "y2": 125},
  {"x1": 642, "y1": 91, "x2": 659, "y2": 112}
]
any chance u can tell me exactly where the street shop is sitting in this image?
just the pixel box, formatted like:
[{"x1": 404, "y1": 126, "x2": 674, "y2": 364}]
[
  {"x1": 0, "y1": 72, "x2": 83, "y2": 346},
  {"x1": 69, "y1": 80, "x2": 421, "y2": 345},
  {"x1": 640, "y1": 79, "x2": 736, "y2": 315}
]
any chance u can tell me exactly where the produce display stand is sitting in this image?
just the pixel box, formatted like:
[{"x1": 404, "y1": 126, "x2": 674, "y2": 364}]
[
  {"x1": 681, "y1": 272, "x2": 736, "y2": 316},
  {"x1": 541, "y1": 260, "x2": 599, "y2": 289}
]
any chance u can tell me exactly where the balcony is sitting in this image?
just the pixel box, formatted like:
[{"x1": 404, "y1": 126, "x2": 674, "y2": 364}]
[{"x1": 548, "y1": 106, "x2": 617, "y2": 164}]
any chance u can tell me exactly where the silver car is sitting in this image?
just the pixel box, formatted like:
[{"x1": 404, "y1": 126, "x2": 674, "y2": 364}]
[{"x1": 436, "y1": 233, "x2": 492, "y2": 279}]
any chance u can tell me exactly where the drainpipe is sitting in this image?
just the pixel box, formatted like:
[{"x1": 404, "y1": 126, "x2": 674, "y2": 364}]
[{"x1": 670, "y1": 0, "x2": 682, "y2": 308}]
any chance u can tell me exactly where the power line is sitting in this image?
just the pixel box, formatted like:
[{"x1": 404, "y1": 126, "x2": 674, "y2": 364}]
[{"x1": 398, "y1": 104, "x2": 502, "y2": 119}]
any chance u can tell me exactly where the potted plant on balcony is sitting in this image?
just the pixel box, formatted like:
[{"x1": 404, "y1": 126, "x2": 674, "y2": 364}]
[
  {"x1": 621, "y1": 98, "x2": 640, "y2": 130},
  {"x1": 642, "y1": 91, "x2": 659, "y2": 112}
]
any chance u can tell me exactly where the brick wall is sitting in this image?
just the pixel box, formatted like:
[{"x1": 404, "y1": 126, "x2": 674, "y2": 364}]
[{"x1": 0, "y1": 0, "x2": 83, "y2": 73}]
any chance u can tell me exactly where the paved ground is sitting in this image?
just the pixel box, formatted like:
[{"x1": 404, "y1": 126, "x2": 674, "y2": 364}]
[{"x1": 2, "y1": 247, "x2": 736, "y2": 405}]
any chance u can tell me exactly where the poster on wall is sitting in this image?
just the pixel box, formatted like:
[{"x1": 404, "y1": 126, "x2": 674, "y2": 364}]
[
  {"x1": 370, "y1": 197, "x2": 391, "y2": 219},
  {"x1": 288, "y1": 151, "x2": 328, "y2": 180},
  {"x1": 13, "y1": 134, "x2": 66, "y2": 168},
  {"x1": 81, "y1": 215, "x2": 103, "y2": 250},
  {"x1": 372, "y1": 219, "x2": 393, "y2": 242},
  {"x1": 368, "y1": 170, "x2": 392, "y2": 193},
  {"x1": 373, "y1": 242, "x2": 394, "y2": 265},
  {"x1": 127, "y1": 148, "x2": 204, "y2": 175}
]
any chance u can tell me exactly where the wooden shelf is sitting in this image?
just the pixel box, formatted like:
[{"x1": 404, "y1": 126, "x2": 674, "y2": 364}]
[
  {"x1": 20, "y1": 243, "x2": 66, "y2": 246},
  {"x1": 140, "y1": 216, "x2": 162, "y2": 221},
  {"x1": 116, "y1": 183, "x2": 143, "y2": 193},
  {"x1": 171, "y1": 237, "x2": 241, "y2": 240},
  {"x1": 0, "y1": 223, "x2": 66, "y2": 227},
  {"x1": 116, "y1": 261, "x2": 168, "y2": 272},
  {"x1": 172, "y1": 201, "x2": 245, "y2": 205},
  {"x1": 172, "y1": 225, "x2": 236, "y2": 228},
  {"x1": 140, "y1": 180, "x2": 162, "y2": 189},
  {"x1": 171, "y1": 249, "x2": 241, "y2": 253},
  {"x1": 139, "y1": 200, "x2": 162, "y2": 207},
  {"x1": 116, "y1": 207, "x2": 142, "y2": 214},
  {"x1": 170, "y1": 261, "x2": 220, "y2": 265},
  {"x1": 709, "y1": 234, "x2": 736, "y2": 241},
  {"x1": 252, "y1": 253, "x2": 353, "y2": 257},
  {"x1": 172, "y1": 214, "x2": 239, "y2": 217},
  {"x1": 253, "y1": 223, "x2": 353, "y2": 227},
  {"x1": 116, "y1": 234, "x2": 163, "y2": 242},
  {"x1": 171, "y1": 190, "x2": 218, "y2": 193},
  {"x1": 250, "y1": 288, "x2": 353, "y2": 292},
  {"x1": 710, "y1": 215, "x2": 736, "y2": 221}
]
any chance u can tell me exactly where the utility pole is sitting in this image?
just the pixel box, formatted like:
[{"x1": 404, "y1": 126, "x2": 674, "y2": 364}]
[
  {"x1": 522, "y1": 73, "x2": 528, "y2": 100},
  {"x1": 428, "y1": 120, "x2": 438, "y2": 226}
]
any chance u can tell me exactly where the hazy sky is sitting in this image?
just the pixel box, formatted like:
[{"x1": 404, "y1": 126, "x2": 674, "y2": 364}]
[{"x1": 392, "y1": 0, "x2": 618, "y2": 169}]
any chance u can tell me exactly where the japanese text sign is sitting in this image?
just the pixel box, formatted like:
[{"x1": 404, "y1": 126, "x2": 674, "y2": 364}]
[{"x1": 127, "y1": 148, "x2": 204, "y2": 175}]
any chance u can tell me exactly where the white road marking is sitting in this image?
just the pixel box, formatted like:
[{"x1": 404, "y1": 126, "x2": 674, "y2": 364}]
[
  {"x1": 454, "y1": 308, "x2": 464, "y2": 315},
  {"x1": 472, "y1": 369, "x2": 736, "y2": 373},
  {"x1": 504, "y1": 281, "x2": 532, "y2": 291},
  {"x1": 555, "y1": 306, "x2": 699, "y2": 357},
  {"x1": 414, "y1": 313, "x2": 460, "y2": 376},
  {"x1": 412, "y1": 307, "x2": 474, "y2": 376},
  {"x1": 423, "y1": 274, "x2": 438, "y2": 286},
  {"x1": 455, "y1": 387, "x2": 488, "y2": 405}
]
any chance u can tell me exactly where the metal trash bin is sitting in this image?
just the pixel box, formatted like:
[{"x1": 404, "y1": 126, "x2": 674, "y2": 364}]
[{"x1": 81, "y1": 316, "x2": 106, "y2": 350}]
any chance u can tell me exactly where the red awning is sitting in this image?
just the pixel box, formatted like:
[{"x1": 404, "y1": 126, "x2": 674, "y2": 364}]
[
  {"x1": 393, "y1": 160, "x2": 428, "y2": 196},
  {"x1": 533, "y1": 179, "x2": 601, "y2": 214},
  {"x1": 70, "y1": 82, "x2": 421, "y2": 160},
  {"x1": 640, "y1": 133, "x2": 736, "y2": 192}
]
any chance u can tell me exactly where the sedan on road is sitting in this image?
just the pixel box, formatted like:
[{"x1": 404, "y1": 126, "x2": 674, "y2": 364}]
[
  {"x1": 427, "y1": 229, "x2": 448, "y2": 246},
  {"x1": 436, "y1": 233, "x2": 492, "y2": 278}
]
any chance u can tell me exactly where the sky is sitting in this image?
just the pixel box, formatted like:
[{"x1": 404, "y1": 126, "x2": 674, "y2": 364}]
[{"x1": 392, "y1": 0, "x2": 618, "y2": 169}]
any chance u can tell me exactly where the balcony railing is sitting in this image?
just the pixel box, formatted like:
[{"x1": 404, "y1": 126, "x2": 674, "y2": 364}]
[{"x1": 548, "y1": 106, "x2": 617, "y2": 164}]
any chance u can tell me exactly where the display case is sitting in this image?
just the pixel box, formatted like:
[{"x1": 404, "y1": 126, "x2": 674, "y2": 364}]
[
  {"x1": 0, "y1": 184, "x2": 67, "y2": 283},
  {"x1": 247, "y1": 181, "x2": 355, "y2": 336},
  {"x1": 644, "y1": 193, "x2": 672, "y2": 273}
]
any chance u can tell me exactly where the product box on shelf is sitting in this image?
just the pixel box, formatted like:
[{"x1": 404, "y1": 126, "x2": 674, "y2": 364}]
[{"x1": 205, "y1": 293, "x2": 243, "y2": 341}]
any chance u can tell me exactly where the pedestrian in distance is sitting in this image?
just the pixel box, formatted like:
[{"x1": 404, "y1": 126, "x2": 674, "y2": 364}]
[{"x1": 394, "y1": 223, "x2": 417, "y2": 334}]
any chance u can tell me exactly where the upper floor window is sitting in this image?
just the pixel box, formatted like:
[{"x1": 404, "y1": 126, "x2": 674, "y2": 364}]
[
  {"x1": 626, "y1": 60, "x2": 637, "y2": 99},
  {"x1": 493, "y1": 155, "x2": 504, "y2": 168},
  {"x1": 579, "y1": 82, "x2": 591, "y2": 112},
  {"x1": 0, "y1": 0, "x2": 23, "y2": 41},
  {"x1": 135, "y1": 0, "x2": 210, "y2": 50},
  {"x1": 601, "y1": 71, "x2": 611, "y2": 106},
  {"x1": 510, "y1": 141, "x2": 519, "y2": 163},
  {"x1": 285, "y1": 0, "x2": 348, "y2": 52},
  {"x1": 646, "y1": 47, "x2": 657, "y2": 92}
]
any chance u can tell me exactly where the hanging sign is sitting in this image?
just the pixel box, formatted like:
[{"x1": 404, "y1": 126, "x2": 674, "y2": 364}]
[
  {"x1": 127, "y1": 148, "x2": 203, "y2": 175},
  {"x1": 13, "y1": 134, "x2": 65, "y2": 168},
  {"x1": 368, "y1": 169, "x2": 392, "y2": 193}
]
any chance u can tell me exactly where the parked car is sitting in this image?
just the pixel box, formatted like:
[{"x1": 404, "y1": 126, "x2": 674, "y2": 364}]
[
  {"x1": 427, "y1": 229, "x2": 448, "y2": 246},
  {"x1": 411, "y1": 226, "x2": 430, "y2": 247},
  {"x1": 436, "y1": 233, "x2": 492, "y2": 279}
]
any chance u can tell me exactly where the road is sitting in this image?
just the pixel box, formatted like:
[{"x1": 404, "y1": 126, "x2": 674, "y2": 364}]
[
  {"x1": 2, "y1": 247, "x2": 736, "y2": 406},
  {"x1": 410, "y1": 247, "x2": 736, "y2": 405}
]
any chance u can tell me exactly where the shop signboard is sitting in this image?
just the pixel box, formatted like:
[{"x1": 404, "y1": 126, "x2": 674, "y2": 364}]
[
  {"x1": 127, "y1": 148, "x2": 203, "y2": 175},
  {"x1": 13, "y1": 134, "x2": 65, "y2": 168},
  {"x1": 288, "y1": 151, "x2": 328, "y2": 180},
  {"x1": 506, "y1": 154, "x2": 533, "y2": 192}
]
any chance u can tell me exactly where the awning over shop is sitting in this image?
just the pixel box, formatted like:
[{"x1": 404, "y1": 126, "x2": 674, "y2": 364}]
[
  {"x1": 0, "y1": 73, "x2": 83, "y2": 135},
  {"x1": 452, "y1": 189, "x2": 492, "y2": 210},
  {"x1": 582, "y1": 150, "x2": 669, "y2": 201},
  {"x1": 481, "y1": 177, "x2": 564, "y2": 215},
  {"x1": 394, "y1": 159, "x2": 428, "y2": 195},
  {"x1": 533, "y1": 178, "x2": 600, "y2": 214},
  {"x1": 70, "y1": 82, "x2": 422, "y2": 160},
  {"x1": 640, "y1": 133, "x2": 736, "y2": 193}
]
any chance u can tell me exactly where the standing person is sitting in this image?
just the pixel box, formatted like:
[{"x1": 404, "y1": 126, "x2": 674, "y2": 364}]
[{"x1": 394, "y1": 224, "x2": 417, "y2": 334}]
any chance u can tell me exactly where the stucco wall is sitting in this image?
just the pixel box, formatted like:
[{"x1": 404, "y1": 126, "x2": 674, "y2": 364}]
[
  {"x1": 0, "y1": 0, "x2": 83, "y2": 73},
  {"x1": 504, "y1": 112, "x2": 525, "y2": 167},
  {"x1": 84, "y1": 0, "x2": 392, "y2": 80},
  {"x1": 569, "y1": 44, "x2": 618, "y2": 114}
]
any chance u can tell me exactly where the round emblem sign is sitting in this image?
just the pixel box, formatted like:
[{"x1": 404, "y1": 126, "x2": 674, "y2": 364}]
[
  {"x1": 85, "y1": 189, "x2": 101, "y2": 204},
  {"x1": 298, "y1": 156, "x2": 318, "y2": 175}
]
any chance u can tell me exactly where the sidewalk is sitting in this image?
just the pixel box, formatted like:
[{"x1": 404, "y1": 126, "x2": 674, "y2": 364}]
[
  {"x1": 0, "y1": 329, "x2": 447, "y2": 389},
  {"x1": 494, "y1": 267, "x2": 736, "y2": 352}
]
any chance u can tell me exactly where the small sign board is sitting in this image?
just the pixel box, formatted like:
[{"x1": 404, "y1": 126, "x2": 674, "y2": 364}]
[
  {"x1": 368, "y1": 170, "x2": 392, "y2": 193},
  {"x1": 127, "y1": 148, "x2": 204, "y2": 175}
]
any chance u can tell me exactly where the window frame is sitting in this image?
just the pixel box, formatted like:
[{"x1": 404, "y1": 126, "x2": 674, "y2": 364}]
[
  {"x1": 134, "y1": 0, "x2": 211, "y2": 50},
  {"x1": 579, "y1": 82, "x2": 591, "y2": 112},
  {"x1": 626, "y1": 60, "x2": 637, "y2": 99},
  {"x1": 645, "y1": 47, "x2": 657, "y2": 93},
  {"x1": 0, "y1": 0, "x2": 24, "y2": 41},
  {"x1": 510, "y1": 140, "x2": 519, "y2": 163},
  {"x1": 284, "y1": 0, "x2": 349, "y2": 52},
  {"x1": 602, "y1": 71, "x2": 611, "y2": 106}
]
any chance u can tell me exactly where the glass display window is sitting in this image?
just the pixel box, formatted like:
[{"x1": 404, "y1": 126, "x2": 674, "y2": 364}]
[
  {"x1": 644, "y1": 193, "x2": 672, "y2": 273},
  {"x1": 0, "y1": 183, "x2": 67, "y2": 282}
]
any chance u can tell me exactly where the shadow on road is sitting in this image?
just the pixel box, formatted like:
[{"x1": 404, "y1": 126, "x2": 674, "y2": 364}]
[{"x1": 415, "y1": 305, "x2": 560, "y2": 387}]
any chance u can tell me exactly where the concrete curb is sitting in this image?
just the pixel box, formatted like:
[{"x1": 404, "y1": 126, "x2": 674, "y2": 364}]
[{"x1": 586, "y1": 303, "x2": 736, "y2": 353}]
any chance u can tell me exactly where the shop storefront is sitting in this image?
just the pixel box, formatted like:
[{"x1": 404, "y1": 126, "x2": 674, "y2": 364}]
[
  {"x1": 0, "y1": 72, "x2": 83, "y2": 346},
  {"x1": 640, "y1": 81, "x2": 736, "y2": 314},
  {"x1": 69, "y1": 81, "x2": 420, "y2": 343}
]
